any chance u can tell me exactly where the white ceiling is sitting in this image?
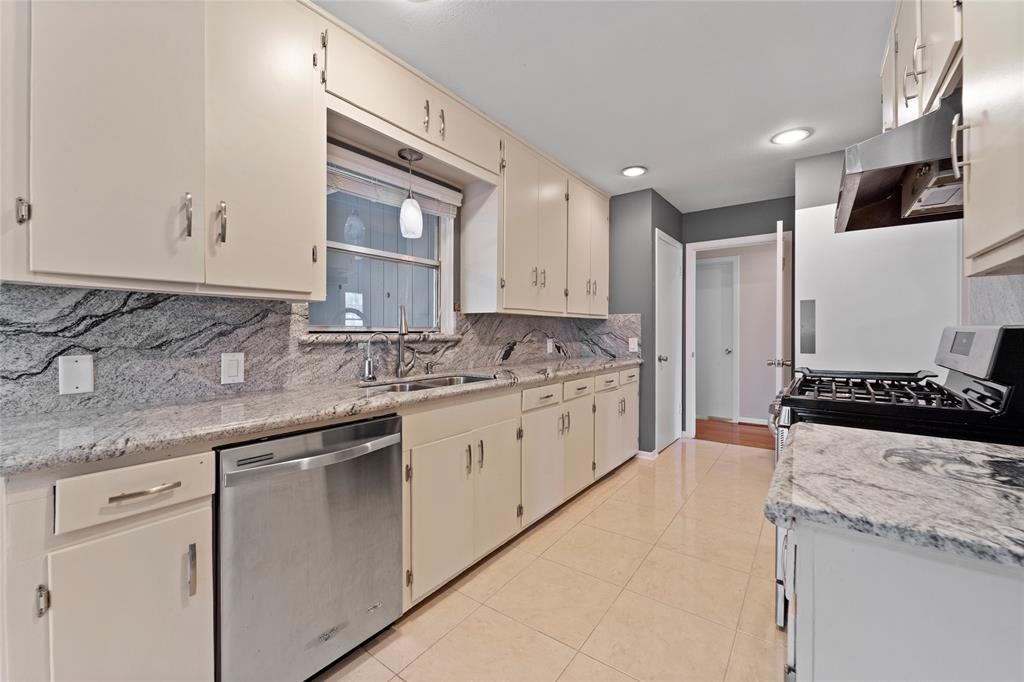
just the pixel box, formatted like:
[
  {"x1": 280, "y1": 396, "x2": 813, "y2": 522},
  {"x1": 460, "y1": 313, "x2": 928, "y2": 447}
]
[{"x1": 316, "y1": 0, "x2": 895, "y2": 214}]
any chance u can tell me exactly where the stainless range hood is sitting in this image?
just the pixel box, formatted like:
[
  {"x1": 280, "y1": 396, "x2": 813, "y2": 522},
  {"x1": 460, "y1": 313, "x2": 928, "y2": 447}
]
[{"x1": 835, "y1": 90, "x2": 963, "y2": 232}]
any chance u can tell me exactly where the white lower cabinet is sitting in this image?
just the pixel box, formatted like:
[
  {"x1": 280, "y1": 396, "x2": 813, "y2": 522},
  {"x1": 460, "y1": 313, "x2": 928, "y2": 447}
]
[
  {"x1": 563, "y1": 395, "x2": 595, "y2": 497},
  {"x1": 473, "y1": 418, "x2": 524, "y2": 558},
  {"x1": 621, "y1": 383, "x2": 640, "y2": 460},
  {"x1": 47, "y1": 506, "x2": 214, "y2": 682},
  {"x1": 521, "y1": 403, "x2": 567, "y2": 525},
  {"x1": 594, "y1": 381, "x2": 640, "y2": 478}
]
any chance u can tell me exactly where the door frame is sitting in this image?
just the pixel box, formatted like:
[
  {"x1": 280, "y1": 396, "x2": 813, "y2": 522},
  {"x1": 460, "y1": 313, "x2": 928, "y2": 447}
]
[
  {"x1": 693, "y1": 256, "x2": 740, "y2": 424},
  {"x1": 654, "y1": 229, "x2": 684, "y2": 452},
  {"x1": 685, "y1": 232, "x2": 778, "y2": 437}
]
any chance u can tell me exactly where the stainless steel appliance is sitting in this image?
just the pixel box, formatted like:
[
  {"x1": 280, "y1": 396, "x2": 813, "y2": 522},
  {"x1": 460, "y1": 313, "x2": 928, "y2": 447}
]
[{"x1": 217, "y1": 415, "x2": 403, "y2": 681}]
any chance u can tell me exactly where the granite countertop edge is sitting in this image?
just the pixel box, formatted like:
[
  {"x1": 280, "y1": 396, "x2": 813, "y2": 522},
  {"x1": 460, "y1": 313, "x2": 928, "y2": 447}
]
[
  {"x1": 1, "y1": 357, "x2": 640, "y2": 477},
  {"x1": 764, "y1": 422, "x2": 1024, "y2": 569}
]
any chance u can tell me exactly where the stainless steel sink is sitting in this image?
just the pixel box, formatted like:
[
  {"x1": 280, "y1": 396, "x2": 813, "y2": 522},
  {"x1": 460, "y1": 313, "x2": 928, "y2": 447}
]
[
  {"x1": 416, "y1": 375, "x2": 493, "y2": 387},
  {"x1": 363, "y1": 374, "x2": 494, "y2": 394}
]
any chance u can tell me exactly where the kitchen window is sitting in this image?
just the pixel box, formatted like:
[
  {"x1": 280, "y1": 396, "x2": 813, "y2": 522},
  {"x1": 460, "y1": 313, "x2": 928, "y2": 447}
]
[{"x1": 309, "y1": 145, "x2": 460, "y2": 333}]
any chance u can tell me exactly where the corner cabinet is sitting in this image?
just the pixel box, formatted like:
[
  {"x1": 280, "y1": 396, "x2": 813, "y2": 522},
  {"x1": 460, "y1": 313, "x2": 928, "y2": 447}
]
[{"x1": 11, "y1": 0, "x2": 324, "y2": 299}]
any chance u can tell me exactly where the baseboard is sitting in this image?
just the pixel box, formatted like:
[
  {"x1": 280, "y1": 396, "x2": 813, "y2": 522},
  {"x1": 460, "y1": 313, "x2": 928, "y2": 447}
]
[
  {"x1": 738, "y1": 417, "x2": 769, "y2": 426},
  {"x1": 635, "y1": 449, "x2": 658, "y2": 461}
]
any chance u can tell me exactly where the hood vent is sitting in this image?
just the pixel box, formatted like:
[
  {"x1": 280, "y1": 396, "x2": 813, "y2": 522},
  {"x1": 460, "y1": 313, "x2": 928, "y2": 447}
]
[{"x1": 835, "y1": 90, "x2": 963, "y2": 232}]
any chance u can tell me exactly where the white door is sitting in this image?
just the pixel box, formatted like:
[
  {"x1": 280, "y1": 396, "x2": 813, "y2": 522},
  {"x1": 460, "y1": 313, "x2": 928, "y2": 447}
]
[
  {"x1": 563, "y1": 395, "x2": 595, "y2": 496},
  {"x1": 502, "y1": 138, "x2": 540, "y2": 311},
  {"x1": 620, "y1": 384, "x2": 640, "y2": 466},
  {"x1": 773, "y1": 220, "x2": 794, "y2": 392},
  {"x1": 521, "y1": 404, "x2": 565, "y2": 525},
  {"x1": 472, "y1": 418, "x2": 522, "y2": 559},
  {"x1": 48, "y1": 507, "x2": 214, "y2": 682},
  {"x1": 695, "y1": 258, "x2": 737, "y2": 421},
  {"x1": 655, "y1": 230, "x2": 683, "y2": 452},
  {"x1": 594, "y1": 388, "x2": 621, "y2": 478}
]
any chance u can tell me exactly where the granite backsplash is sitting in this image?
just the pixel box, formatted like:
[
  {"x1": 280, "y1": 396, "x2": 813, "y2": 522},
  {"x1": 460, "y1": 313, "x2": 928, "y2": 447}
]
[{"x1": 0, "y1": 284, "x2": 640, "y2": 416}]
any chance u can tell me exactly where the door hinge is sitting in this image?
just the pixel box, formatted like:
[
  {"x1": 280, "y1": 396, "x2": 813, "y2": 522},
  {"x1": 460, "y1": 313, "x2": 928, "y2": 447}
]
[
  {"x1": 516, "y1": 503, "x2": 524, "y2": 518},
  {"x1": 312, "y1": 245, "x2": 318, "y2": 263},
  {"x1": 500, "y1": 277, "x2": 506, "y2": 288},
  {"x1": 35, "y1": 585, "x2": 50, "y2": 617},
  {"x1": 499, "y1": 140, "x2": 506, "y2": 173},
  {"x1": 565, "y1": 192, "x2": 570, "y2": 202},
  {"x1": 405, "y1": 569, "x2": 413, "y2": 586},
  {"x1": 591, "y1": 460, "x2": 597, "y2": 472},
  {"x1": 592, "y1": 403, "x2": 597, "y2": 414},
  {"x1": 516, "y1": 426, "x2": 523, "y2": 440},
  {"x1": 405, "y1": 463, "x2": 413, "y2": 481},
  {"x1": 564, "y1": 288, "x2": 569, "y2": 297},
  {"x1": 321, "y1": 29, "x2": 328, "y2": 48},
  {"x1": 15, "y1": 197, "x2": 31, "y2": 224}
]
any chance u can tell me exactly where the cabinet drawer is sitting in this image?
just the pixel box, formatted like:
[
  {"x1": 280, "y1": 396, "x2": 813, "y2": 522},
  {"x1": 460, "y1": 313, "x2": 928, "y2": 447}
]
[
  {"x1": 619, "y1": 368, "x2": 639, "y2": 385},
  {"x1": 55, "y1": 452, "x2": 214, "y2": 534},
  {"x1": 562, "y1": 377, "x2": 594, "y2": 401},
  {"x1": 522, "y1": 384, "x2": 562, "y2": 411},
  {"x1": 595, "y1": 372, "x2": 619, "y2": 392}
]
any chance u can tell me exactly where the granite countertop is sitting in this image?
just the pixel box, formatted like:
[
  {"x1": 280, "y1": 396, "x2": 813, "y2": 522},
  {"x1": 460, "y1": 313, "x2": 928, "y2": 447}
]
[
  {"x1": 0, "y1": 357, "x2": 640, "y2": 478},
  {"x1": 765, "y1": 422, "x2": 1024, "y2": 568}
]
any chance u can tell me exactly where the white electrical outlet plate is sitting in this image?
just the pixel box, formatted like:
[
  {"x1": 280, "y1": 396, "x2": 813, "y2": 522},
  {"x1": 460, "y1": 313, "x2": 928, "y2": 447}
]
[
  {"x1": 546, "y1": 338, "x2": 555, "y2": 354},
  {"x1": 58, "y1": 355, "x2": 94, "y2": 395},
  {"x1": 628, "y1": 337, "x2": 639, "y2": 352},
  {"x1": 221, "y1": 353, "x2": 245, "y2": 384}
]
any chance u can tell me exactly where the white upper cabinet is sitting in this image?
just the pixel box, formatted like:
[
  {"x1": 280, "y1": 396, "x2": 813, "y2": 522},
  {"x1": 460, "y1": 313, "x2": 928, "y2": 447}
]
[
  {"x1": 881, "y1": 24, "x2": 898, "y2": 132},
  {"x1": 29, "y1": 1, "x2": 207, "y2": 284},
  {"x1": 204, "y1": 0, "x2": 321, "y2": 294},
  {"x1": 566, "y1": 179, "x2": 609, "y2": 316},
  {"x1": 537, "y1": 159, "x2": 569, "y2": 314},
  {"x1": 919, "y1": 0, "x2": 962, "y2": 113},
  {"x1": 429, "y1": 91, "x2": 503, "y2": 176},
  {"x1": 961, "y1": 0, "x2": 1024, "y2": 275},
  {"x1": 895, "y1": 0, "x2": 923, "y2": 126},
  {"x1": 502, "y1": 137, "x2": 541, "y2": 311}
]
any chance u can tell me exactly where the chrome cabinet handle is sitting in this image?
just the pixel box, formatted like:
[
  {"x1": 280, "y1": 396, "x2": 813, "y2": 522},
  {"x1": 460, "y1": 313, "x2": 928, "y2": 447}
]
[
  {"x1": 902, "y1": 65, "x2": 920, "y2": 105},
  {"x1": 108, "y1": 480, "x2": 181, "y2": 504},
  {"x1": 217, "y1": 201, "x2": 227, "y2": 243},
  {"x1": 466, "y1": 444, "x2": 472, "y2": 474},
  {"x1": 540, "y1": 268, "x2": 546, "y2": 287},
  {"x1": 586, "y1": 279, "x2": 591, "y2": 295},
  {"x1": 592, "y1": 280, "x2": 597, "y2": 297},
  {"x1": 186, "y1": 543, "x2": 197, "y2": 597},
  {"x1": 478, "y1": 439, "x2": 484, "y2": 468},
  {"x1": 184, "y1": 192, "x2": 193, "y2": 237},
  {"x1": 909, "y1": 38, "x2": 925, "y2": 84},
  {"x1": 950, "y1": 113, "x2": 970, "y2": 180},
  {"x1": 532, "y1": 266, "x2": 538, "y2": 286},
  {"x1": 439, "y1": 108, "x2": 446, "y2": 140},
  {"x1": 565, "y1": 411, "x2": 571, "y2": 432},
  {"x1": 558, "y1": 412, "x2": 565, "y2": 435},
  {"x1": 424, "y1": 100, "x2": 430, "y2": 132}
]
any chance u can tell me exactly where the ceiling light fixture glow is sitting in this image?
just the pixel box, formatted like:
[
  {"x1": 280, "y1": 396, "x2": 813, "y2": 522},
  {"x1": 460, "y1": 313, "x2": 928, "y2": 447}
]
[
  {"x1": 621, "y1": 165, "x2": 647, "y2": 177},
  {"x1": 770, "y1": 128, "x2": 813, "y2": 145}
]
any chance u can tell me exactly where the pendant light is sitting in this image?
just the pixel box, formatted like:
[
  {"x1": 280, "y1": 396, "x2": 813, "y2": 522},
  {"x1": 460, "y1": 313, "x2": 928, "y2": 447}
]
[{"x1": 398, "y1": 148, "x2": 424, "y2": 239}]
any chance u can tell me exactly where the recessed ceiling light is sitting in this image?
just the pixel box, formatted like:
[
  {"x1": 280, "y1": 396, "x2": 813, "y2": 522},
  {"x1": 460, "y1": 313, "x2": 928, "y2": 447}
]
[
  {"x1": 621, "y1": 166, "x2": 647, "y2": 177},
  {"x1": 770, "y1": 128, "x2": 813, "y2": 145}
]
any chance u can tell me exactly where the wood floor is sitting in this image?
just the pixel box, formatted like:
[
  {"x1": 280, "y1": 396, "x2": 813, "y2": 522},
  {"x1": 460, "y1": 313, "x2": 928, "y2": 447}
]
[{"x1": 695, "y1": 419, "x2": 775, "y2": 450}]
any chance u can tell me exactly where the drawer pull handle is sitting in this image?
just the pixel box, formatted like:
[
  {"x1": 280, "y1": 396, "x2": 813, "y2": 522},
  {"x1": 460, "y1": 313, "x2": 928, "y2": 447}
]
[
  {"x1": 108, "y1": 480, "x2": 181, "y2": 504},
  {"x1": 627, "y1": 374, "x2": 636, "y2": 379},
  {"x1": 540, "y1": 393, "x2": 554, "y2": 400},
  {"x1": 576, "y1": 385, "x2": 587, "y2": 391},
  {"x1": 604, "y1": 379, "x2": 615, "y2": 384},
  {"x1": 186, "y1": 542, "x2": 197, "y2": 597}
]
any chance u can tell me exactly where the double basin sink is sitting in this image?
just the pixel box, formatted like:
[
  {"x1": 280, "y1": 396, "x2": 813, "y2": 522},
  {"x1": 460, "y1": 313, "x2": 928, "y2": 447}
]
[{"x1": 364, "y1": 374, "x2": 495, "y2": 394}]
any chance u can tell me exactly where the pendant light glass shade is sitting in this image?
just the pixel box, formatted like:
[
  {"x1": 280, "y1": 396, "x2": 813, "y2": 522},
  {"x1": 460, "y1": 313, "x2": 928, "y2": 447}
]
[{"x1": 400, "y1": 196, "x2": 423, "y2": 239}]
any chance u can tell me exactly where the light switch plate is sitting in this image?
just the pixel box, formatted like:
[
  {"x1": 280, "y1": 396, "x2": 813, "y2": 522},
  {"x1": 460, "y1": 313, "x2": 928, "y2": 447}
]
[
  {"x1": 221, "y1": 353, "x2": 245, "y2": 384},
  {"x1": 546, "y1": 338, "x2": 555, "y2": 354},
  {"x1": 628, "y1": 337, "x2": 639, "y2": 352},
  {"x1": 58, "y1": 355, "x2": 94, "y2": 395}
]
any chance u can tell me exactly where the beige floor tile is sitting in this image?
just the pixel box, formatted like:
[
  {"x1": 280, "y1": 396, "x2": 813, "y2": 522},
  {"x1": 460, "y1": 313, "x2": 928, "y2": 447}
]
[
  {"x1": 486, "y1": 557, "x2": 621, "y2": 648},
  {"x1": 608, "y1": 472, "x2": 693, "y2": 511},
  {"x1": 557, "y1": 653, "x2": 635, "y2": 682},
  {"x1": 679, "y1": 493, "x2": 766, "y2": 535},
  {"x1": 314, "y1": 648, "x2": 395, "y2": 682},
  {"x1": 657, "y1": 510, "x2": 761, "y2": 572},
  {"x1": 366, "y1": 588, "x2": 479, "y2": 673},
  {"x1": 581, "y1": 498, "x2": 676, "y2": 543},
  {"x1": 401, "y1": 606, "x2": 574, "y2": 682},
  {"x1": 725, "y1": 632, "x2": 786, "y2": 682},
  {"x1": 626, "y1": 546, "x2": 749, "y2": 628},
  {"x1": 719, "y1": 443, "x2": 775, "y2": 459},
  {"x1": 581, "y1": 590, "x2": 735, "y2": 682},
  {"x1": 452, "y1": 546, "x2": 536, "y2": 603},
  {"x1": 542, "y1": 524, "x2": 652, "y2": 586},
  {"x1": 513, "y1": 510, "x2": 579, "y2": 555},
  {"x1": 750, "y1": 540, "x2": 776, "y2": 579},
  {"x1": 738, "y1": 576, "x2": 786, "y2": 644}
]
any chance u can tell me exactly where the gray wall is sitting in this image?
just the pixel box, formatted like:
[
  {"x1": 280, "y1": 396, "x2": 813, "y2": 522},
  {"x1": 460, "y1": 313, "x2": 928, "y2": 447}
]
[{"x1": 795, "y1": 151, "x2": 844, "y2": 210}]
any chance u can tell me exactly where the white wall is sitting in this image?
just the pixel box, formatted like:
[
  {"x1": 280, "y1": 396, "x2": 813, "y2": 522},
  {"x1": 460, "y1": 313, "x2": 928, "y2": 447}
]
[
  {"x1": 698, "y1": 243, "x2": 776, "y2": 422},
  {"x1": 794, "y1": 204, "x2": 962, "y2": 375}
]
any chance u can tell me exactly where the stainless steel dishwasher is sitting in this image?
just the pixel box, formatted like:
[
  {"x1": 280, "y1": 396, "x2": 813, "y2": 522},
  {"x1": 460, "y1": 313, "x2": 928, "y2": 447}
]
[{"x1": 217, "y1": 415, "x2": 402, "y2": 682}]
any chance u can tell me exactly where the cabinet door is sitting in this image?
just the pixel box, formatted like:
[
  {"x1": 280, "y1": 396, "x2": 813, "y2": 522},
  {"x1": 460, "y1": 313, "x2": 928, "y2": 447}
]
[
  {"x1": 564, "y1": 395, "x2": 595, "y2": 497},
  {"x1": 521, "y1": 404, "x2": 566, "y2": 525},
  {"x1": 962, "y1": 0, "x2": 1024, "y2": 262},
  {"x1": 588, "y1": 190, "x2": 610, "y2": 316},
  {"x1": 29, "y1": 1, "x2": 205, "y2": 284},
  {"x1": 473, "y1": 418, "x2": 522, "y2": 558},
  {"x1": 48, "y1": 507, "x2": 214, "y2": 681},
  {"x1": 920, "y1": 0, "x2": 961, "y2": 112},
  {"x1": 537, "y1": 158, "x2": 568, "y2": 313},
  {"x1": 432, "y1": 93, "x2": 503, "y2": 175},
  {"x1": 895, "y1": 0, "x2": 922, "y2": 126},
  {"x1": 503, "y1": 138, "x2": 540, "y2": 311},
  {"x1": 566, "y1": 178, "x2": 594, "y2": 315},
  {"x1": 881, "y1": 25, "x2": 898, "y2": 132},
  {"x1": 324, "y1": 25, "x2": 432, "y2": 141},
  {"x1": 594, "y1": 389, "x2": 622, "y2": 478},
  {"x1": 410, "y1": 432, "x2": 476, "y2": 602},
  {"x1": 204, "y1": 1, "x2": 321, "y2": 294},
  {"x1": 620, "y1": 384, "x2": 640, "y2": 466}
]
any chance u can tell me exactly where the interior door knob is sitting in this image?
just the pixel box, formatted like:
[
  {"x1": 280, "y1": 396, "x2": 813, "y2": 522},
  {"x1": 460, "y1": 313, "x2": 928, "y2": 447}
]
[
  {"x1": 724, "y1": 348, "x2": 733, "y2": 355},
  {"x1": 657, "y1": 355, "x2": 668, "y2": 362}
]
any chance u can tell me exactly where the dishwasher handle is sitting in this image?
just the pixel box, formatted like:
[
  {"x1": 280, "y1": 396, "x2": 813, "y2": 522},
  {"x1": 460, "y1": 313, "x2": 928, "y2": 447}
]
[{"x1": 222, "y1": 432, "x2": 401, "y2": 487}]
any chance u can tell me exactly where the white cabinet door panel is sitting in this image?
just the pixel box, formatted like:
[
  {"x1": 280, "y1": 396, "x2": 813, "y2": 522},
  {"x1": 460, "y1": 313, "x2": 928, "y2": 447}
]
[
  {"x1": 432, "y1": 93, "x2": 502, "y2": 175},
  {"x1": 563, "y1": 395, "x2": 595, "y2": 497},
  {"x1": 48, "y1": 507, "x2": 214, "y2": 682},
  {"x1": 29, "y1": 1, "x2": 205, "y2": 284},
  {"x1": 204, "y1": 0, "x2": 320, "y2": 293},
  {"x1": 589, "y1": 190, "x2": 610, "y2": 316},
  {"x1": 621, "y1": 385, "x2": 640, "y2": 466},
  {"x1": 895, "y1": 0, "x2": 922, "y2": 126},
  {"x1": 502, "y1": 138, "x2": 540, "y2": 311},
  {"x1": 473, "y1": 418, "x2": 522, "y2": 558},
  {"x1": 410, "y1": 432, "x2": 475, "y2": 602},
  {"x1": 920, "y1": 0, "x2": 961, "y2": 112},
  {"x1": 566, "y1": 178, "x2": 593, "y2": 315},
  {"x1": 521, "y1": 404, "x2": 565, "y2": 525},
  {"x1": 594, "y1": 388, "x2": 622, "y2": 479},
  {"x1": 537, "y1": 159, "x2": 568, "y2": 314}
]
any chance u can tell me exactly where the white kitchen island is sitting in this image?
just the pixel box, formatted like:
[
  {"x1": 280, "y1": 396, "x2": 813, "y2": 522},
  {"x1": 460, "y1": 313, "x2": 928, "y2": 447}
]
[{"x1": 765, "y1": 422, "x2": 1024, "y2": 681}]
